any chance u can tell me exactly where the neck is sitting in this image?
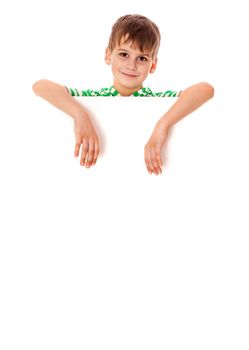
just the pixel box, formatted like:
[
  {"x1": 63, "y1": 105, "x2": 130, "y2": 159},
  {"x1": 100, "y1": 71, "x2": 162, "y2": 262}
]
[{"x1": 113, "y1": 81, "x2": 143, "y2": 96}]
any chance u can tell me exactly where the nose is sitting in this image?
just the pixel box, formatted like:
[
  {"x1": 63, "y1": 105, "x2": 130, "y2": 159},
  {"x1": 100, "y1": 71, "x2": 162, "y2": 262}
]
[{"x1": 126, "y1": 58, "x2": 137, "y2": 70}]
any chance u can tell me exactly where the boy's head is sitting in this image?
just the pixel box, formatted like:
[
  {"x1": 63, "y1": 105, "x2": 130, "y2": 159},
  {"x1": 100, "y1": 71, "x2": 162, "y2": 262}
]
[
  {"x1": 105, "y1": 14, "x2": 161, "y2": 96},
  {"x1": 107, "y1": 14, "x2": 161, "y2": 61}
]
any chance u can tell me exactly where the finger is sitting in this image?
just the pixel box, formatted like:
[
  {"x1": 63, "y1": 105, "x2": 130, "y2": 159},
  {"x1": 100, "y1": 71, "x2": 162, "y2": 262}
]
[
  {"x1": 74, "y1": 140, "x2": 81, "y2": 158},
  {"x1": 155, "y1": 145, "x2": 162, "y2": 174},
  {"x1": 80, "y1": 139, "x2": 89, "y2": 166},
  {"x1": 148, "y1": 149, "x2": 156, "y2": 174},
  {"x1": 145, "y1": 156, "x2": 152, "y2": 174},
  {"x1": 92, "y1": 141, "x2": 99, "y2": 166},
  {"x1": 150, "y1": 148, "x2": 159, "y2": 174},
  {"x1": 146, "y1": 164, "x2": 152, "y2": 174},
  {"x1": 85, "y1": 140, "x2": 95, "y2": 167},
  {"x1": 151, "y1": 147, "x2": 161, "y2": 175},
  {"x1": 144, "y1": 148, "x2": 152, "y2": 174}
]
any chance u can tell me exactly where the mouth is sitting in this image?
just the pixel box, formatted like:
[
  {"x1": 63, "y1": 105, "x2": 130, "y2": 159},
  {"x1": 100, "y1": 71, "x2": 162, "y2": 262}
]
[{"x1": 122, "y1": 72, "x2": 138, "y2": 78}]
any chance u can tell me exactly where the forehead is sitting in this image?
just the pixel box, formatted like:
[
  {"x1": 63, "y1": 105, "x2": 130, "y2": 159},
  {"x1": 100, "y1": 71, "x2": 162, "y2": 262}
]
[{"x1": 116, "y1": 35, "x2": 152, "y2": 57}]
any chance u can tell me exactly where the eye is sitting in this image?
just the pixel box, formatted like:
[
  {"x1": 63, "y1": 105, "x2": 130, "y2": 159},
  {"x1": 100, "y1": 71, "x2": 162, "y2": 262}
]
[
  {"x1": 119, "y1": 52, "x2": 128, "y2": 57},
  {"x1": 137, "y1": 56, "x2": 148, "y2": 62}
]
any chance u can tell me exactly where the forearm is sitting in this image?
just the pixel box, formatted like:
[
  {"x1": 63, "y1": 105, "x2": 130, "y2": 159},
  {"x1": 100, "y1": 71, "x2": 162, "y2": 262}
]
[
  {"x1": 32, "y1": 79, "x2": 87, "y2": 120},
  {"x1": 160, "y1": 82, "x2": 214, "y2": 128}
]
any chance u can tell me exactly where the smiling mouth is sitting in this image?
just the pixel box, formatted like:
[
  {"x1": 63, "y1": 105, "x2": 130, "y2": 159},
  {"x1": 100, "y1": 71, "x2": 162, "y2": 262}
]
[{"x1": 122, "y1": 72, "x2": 138, "y2": 77}]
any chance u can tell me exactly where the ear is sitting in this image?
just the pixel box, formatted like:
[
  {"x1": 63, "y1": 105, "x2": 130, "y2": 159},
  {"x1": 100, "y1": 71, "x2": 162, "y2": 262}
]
[
  {"x1": 105, "y1": 47, "x2": 111, "y2": 65},
  {"x1": 149, "y1": 58, "x2": 158, "y2": 74}
]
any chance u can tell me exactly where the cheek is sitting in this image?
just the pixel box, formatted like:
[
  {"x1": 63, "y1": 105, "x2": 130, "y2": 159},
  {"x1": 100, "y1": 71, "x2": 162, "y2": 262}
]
[
  {"x1": 140, "y1": 65, "x2": 150, "y2": 75},
  {"x1": 111, "y1": 63, "x2": 120, "y2": 76},
  {"x1": 112, "y1": 60, "x2": 122, "y2": 72}
]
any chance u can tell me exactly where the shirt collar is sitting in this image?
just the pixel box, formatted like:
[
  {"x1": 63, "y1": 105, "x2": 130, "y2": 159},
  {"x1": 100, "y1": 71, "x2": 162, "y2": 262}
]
[{"x1": 110, "y1": 85, "x2": 153, "y2": 97}]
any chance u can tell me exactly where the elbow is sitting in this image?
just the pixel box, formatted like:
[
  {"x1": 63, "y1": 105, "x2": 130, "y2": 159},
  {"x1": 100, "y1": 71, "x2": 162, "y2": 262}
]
[
  {"x1": 32, "y1": 79, "x2": 48, "y2": 96},
  {"x1": 199, "y1": 82, "x2": 215, "y2": 100}
]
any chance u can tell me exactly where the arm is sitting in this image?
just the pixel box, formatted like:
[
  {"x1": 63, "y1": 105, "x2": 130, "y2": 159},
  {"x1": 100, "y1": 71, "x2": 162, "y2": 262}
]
[
  {"x1": 144, "y1": 82, "x2": 214, "y2": 175},
  {"x1": 32, "y1": 79, "x2": 99, "y2": 168}
]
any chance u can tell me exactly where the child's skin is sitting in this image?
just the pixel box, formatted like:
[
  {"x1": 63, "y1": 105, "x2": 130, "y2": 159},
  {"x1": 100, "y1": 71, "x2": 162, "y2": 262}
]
[{"x1": 33, "y1": 35, "x2": 214, "y2": 175}]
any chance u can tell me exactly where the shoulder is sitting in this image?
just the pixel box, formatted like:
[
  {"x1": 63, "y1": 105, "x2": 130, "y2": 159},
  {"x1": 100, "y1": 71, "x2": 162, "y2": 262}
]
[
  {"x1": 64, "y1": 86, "x2": 117, "y2": 97},
  {"x1": 64, "y1": 86, "x2": 101, "y2": 96},
  {"x1": 154, "y1": 90, "x2": 182, "y2": 97},
  {"x1": 134, "y1": 87, "x2": 182, "y2": 97}
]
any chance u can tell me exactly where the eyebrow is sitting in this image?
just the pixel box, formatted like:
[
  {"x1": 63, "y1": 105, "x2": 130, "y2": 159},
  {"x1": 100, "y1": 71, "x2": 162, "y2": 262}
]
[{"x1": 117, "y1": 48, "x2": 151, "y2": 58}]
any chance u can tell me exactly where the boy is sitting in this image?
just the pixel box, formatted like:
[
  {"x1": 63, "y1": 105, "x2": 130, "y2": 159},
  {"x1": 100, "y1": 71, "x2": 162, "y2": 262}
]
[{"x1": 32, "y1": 14, "x2": 214, "y2": 175}]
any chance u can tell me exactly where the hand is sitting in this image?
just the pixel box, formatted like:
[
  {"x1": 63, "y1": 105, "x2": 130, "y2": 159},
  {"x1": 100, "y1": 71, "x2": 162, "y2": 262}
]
[
  {"x1": 144, "y1": 120, "x2": 170, "y2": 175},
  {"x1": 74, "y1": 112, "x2": 100, "y2": 168}
]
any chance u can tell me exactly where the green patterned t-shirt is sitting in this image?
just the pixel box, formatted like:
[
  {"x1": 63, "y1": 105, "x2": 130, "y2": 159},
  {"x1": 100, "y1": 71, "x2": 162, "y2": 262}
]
[{"x1": 64, "y1": 85, "x2": 182, "y2": 97}]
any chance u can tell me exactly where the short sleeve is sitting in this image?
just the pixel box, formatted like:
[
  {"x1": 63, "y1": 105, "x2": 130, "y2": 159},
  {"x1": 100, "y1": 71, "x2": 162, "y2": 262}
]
[
  {"x1": 133, "y1": 87, "x2": 182, "y2": 97},
  {"x1": 154, "y1": 90, "x2": 182, "y2": 97},
  {"x1": 64, "y1": 86, "x2": 101, "y2": 96}
]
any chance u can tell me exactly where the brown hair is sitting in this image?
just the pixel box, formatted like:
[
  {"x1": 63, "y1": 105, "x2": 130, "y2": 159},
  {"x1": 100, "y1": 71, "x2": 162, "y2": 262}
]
[{"x1": 107, "y1": 14, "x2": 161, "y2": 60}]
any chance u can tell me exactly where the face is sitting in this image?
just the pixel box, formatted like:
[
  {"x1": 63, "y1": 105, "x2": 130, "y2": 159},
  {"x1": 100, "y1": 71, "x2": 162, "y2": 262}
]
[{"x1": 105, "y1": 35, "x2": 157, "y2": 96}]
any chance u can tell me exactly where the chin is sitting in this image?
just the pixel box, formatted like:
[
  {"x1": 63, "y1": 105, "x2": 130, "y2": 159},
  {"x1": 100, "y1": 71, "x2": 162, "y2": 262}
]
[{"x1": 120, "y1": 76, "x2": 141, "y2": 85}]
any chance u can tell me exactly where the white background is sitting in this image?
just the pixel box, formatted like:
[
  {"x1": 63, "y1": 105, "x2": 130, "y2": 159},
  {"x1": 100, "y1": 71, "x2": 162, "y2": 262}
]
[{"x1": 0, "y1": 0, "x2": 248, "y2": 349}]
